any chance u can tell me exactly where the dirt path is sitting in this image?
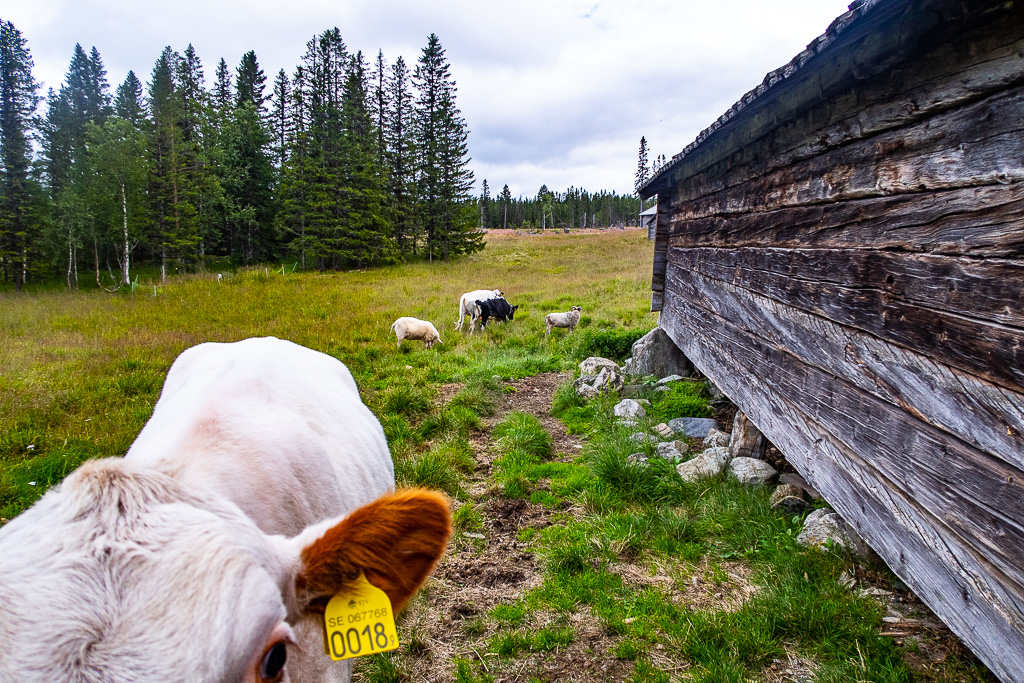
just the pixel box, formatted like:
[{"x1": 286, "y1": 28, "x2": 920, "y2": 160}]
[{"x1": 388, "y1": 372, "x2": 638, "y2": 683}]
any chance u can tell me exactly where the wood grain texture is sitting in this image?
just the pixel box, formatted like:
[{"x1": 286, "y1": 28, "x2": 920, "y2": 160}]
[
  {"x1": 664, "y1": 266, "x2": 1024, "y2": 589},
  {"x1": 659, "y1": 296, "x2": 1024, "y2": 682},
  {"x1": 669, "y1": 246, "x2": 1024, "y2": 394},
  {"x1": 671, "y1": 86, "x2": 1024, "y2": 223},
  {"x1": 663, "y1": 264, "x2": 1024, "y2": 469},
  {"x1": 666, "y1": 184, "x2": 1024, "y2": 258}
]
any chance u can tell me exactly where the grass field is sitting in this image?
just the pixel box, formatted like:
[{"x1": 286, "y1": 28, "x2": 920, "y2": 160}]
[
  {"x1": 0, "y1": 229, "x2": 656, "y2": 521},
  {"x1": 0, "y1": 229, "x2": 996, "y2": 681}
]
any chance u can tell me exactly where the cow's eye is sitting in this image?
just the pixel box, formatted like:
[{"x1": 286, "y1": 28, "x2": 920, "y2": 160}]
[{"x1": 259, "y1": 642, "x2": 287, "y2": 682}]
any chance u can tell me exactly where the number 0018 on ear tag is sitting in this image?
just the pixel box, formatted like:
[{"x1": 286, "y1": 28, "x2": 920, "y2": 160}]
[{"x1": 323, "y1": 574, "x2": 399, "y2": 661}]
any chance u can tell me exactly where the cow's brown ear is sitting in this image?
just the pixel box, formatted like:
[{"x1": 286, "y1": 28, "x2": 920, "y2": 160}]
[{"x1": 295, "y1": 489, "x2": 451, "y2": 614}]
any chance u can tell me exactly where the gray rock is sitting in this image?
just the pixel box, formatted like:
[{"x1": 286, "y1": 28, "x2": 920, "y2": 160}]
[
  {"x1": 729, "y1": 457, "x2": 778, "y2": 485},
  {"x1": 668, "y1": 417, "x2": 719, "y2": 438},
  {"x1": 614, "y1": 399, "x2": 646, "y2": 420},
  {"x1": 575, "y1": 383, "x2": 600, "y2": 399},
  {"x1": 592, "y1": 366, "x2": 624, "y2": 394},
  {"x1": 579, "y1": 356, "x2": 620, "y2": 376},
  {"x1": 655, "y1": 440, "x2": 688, "y2": 461},
  {"x1": 656, "y1": 374, "x2": 688, "y2": 386},
  {"x1": 703, "y1": 428, "x2": 730, "y2": 448},
  {"x1": 675, "y1": 446, "x2": 730, "y2": 482},
  {"x1": 625, "y1": 327, "x2": 694, "y2": 379},
  {"x1": 652, "y1": 422, "x2": 674, "y2": 439},
  {"x1": 627, "y1": 452, "x2": 648, "y2": 465},
  {"x1": 573, "y1": 374, "x2": 598, "y2": 389},
  {"x1": 779, "y1": 472, "x2": 824, "y2": 500},
  {"x1": 630, "y1": 432, "x2": 656, "y2": 444},
  {"x1": 797, "y1": 509, "x2": 877, "y2": 561},
  {"x1": 770, "y1": 484, "x2": 811, "y2": 514},
  {"x1": 654, "y1": 385, "x2": 671, "y2": 392}
]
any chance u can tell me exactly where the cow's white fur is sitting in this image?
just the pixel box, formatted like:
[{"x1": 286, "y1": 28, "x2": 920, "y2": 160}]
[
  {"x1": 454, "y1": 289, "x2": 502, "y2": 334},
  {"x1": 545, "y1": 306, "x2": 582, "y2": 335},
  {"x1": 390, "y1": 317, "x2": 443, "y2": 349},
  {"x1": 0, "y1": 337, "x2": 396, "y2": 683}
]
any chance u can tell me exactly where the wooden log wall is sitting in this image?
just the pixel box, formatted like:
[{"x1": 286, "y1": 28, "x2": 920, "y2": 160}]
[{"x1": 645, "y1": 1, "x2": 1024, "y2": 679}]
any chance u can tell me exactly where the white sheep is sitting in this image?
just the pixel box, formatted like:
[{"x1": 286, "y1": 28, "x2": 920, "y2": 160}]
[
  {"x1": 545, "y1": 306, "x2": 582, "y2": 335},
  {"x1": 390, "y1": 316, "x2": 443, "y2": 349}
]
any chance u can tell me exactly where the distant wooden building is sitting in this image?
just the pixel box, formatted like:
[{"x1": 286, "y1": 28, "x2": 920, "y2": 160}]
[
  {"x1": 640, "y1": 1, "x2": 1024, "y2": 680},
  {"x1": 640, "y1": 205, "x2": 658, "y2": 240}
]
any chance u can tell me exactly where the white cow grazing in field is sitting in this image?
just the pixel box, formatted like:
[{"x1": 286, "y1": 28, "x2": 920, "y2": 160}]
[
  {"x1": 0, "y1": 337, "x2": 450, "y2": 683},
  {"x1": 390, "y1": 316, "x2": 443, "y2": 349},
  {"x1": 545, "y1": 306, "x2": 582, "y2": 336},
  {"x1": 454, "y1": 288, "x2": 503, "y2": 334}
]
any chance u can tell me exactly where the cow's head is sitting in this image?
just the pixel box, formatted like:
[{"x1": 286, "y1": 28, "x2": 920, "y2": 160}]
[
  {"x1": 509, "y1": 305, "x2": 520, "y2": 320},
  {"x1": 0, "y1": 459, "x2": 450, "y2": 683}
]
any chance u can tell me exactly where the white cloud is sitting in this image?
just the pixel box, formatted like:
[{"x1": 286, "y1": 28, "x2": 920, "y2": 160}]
[{"x1": 9, "y1": 0, "x2": 853, "y2": 195}]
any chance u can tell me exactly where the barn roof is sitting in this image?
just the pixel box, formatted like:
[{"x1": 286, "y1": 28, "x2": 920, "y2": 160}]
[{"x1": 640, "y1": 0, "x2": 898, "y2": 197}]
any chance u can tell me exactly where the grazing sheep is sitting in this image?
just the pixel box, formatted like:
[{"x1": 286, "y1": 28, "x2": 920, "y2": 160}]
[
  {"x1": 391, "y1": 316, "x2": 443, "y2": 349},
  {"x1": 545, "y1": 306, "x2": 582, "y2": 335},
  {"x1": 455, "y1": 289, "x2": 503, "y2": 333}
]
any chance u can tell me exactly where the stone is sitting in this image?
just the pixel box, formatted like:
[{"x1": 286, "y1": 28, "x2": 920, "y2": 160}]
[
  {"x1": 630, "y1": 432, "x2": 656, "y2": 444},
  {"x1": 655, "y1": 441, "x2": 688, "y2": 461},
  {"x1": 729, "y1": 457, "x2": 778, "y2": 485},
  {"x1": 655, "y1": 374, "x2": 688, "y2": 386},
  {"x1": 579, "y1": 356, "x2": 620, "y2": 375},
  {"x1": 703, "y1": 428, "x2": 730, "y2": 448},
  {"x1": 575, "y1": 384, "x2": 599, "y2": 399},
  {"x1": 627, "y1": 452, "x2": 648, "y2": 465},
  {"x1": 652, "y1": 423, "x2": 674, "y2": 439},
  {"x1": 770, "y1": 484, "x2": 811, "y2": 514},
  {"x1": 779, "y1": 472, "x2": 824, "y2": 500},
  {"x1": 797, "y1": 509, "x2": 877, "y2": 562},
  {"x1": 624, "y1": 327, "x2": 694, "y2": 379},
  {"x1": 668, "y1": 417, "x2": 719, "y2": 438},
  {"x1": 573, "y1": 374, "x2": 598, "y2": 389},
  {"x1": 654, "y1": 385, "x2": 671, "y2": 392},
  {"x1": 592, "y1": 366, "x2": 625, "y2": 394},
  {"x1": 675, "y1": 446, "x2": 730, "y2": 482},
  {"x1": 614, "y1": 399, "x2": 646, "y2": 420}
]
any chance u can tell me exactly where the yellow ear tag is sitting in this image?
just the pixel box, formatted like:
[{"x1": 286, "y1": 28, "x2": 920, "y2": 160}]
[{"x1": 323, "y1": 574, "x2": 399, "y2": 661}]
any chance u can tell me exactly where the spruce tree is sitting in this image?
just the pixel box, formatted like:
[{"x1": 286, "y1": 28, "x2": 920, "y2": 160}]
[
  {"x1": 500, "y1": 184, "x2": 512, "y2": 229},
  {"x1": 479, "y1": 178, "x2": 489, "y2": 228},
  {"x1": 385, "y1": 55, "x2": 416, "y2": 255},
  {"x1": 0, "y1": 19, "x2": 41, "y2": 290},
  {"x1": 413, "y1": 33, "x2": 479, "y2": 260},
  {"x1": 270, "y1": 69, "x2": 290, "y2": 169},
  {"x1": 335, "y1": 51, "x2": 393, "y2": 266},
  {"x1": 114, "y1": 71, "x2": 145, "y2": 127}
]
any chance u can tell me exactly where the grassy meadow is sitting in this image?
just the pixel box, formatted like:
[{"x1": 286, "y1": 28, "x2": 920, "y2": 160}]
[{"x1": 0, "y1": 229, "x2": 656, "y2": 520}]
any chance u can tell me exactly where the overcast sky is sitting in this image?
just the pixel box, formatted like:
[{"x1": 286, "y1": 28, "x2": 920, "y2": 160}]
[{"x1": 6, "y1": 0, "x2": 853, "y2": 197}]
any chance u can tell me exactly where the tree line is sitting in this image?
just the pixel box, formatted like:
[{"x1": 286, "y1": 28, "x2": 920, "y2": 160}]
[
  {"x1": 476, "y1": 182, "x2": 645, "y2": 231},
  {"x1": 0, "y1": 20, "x2": 479, "y2": 290}
]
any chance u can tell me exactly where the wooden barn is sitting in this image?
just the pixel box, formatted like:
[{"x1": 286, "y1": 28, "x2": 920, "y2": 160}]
[{"x1": 639, "y1": 0, "x2": 1024, "y2": 680}]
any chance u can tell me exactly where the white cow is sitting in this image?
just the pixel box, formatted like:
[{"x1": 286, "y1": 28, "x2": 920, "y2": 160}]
[
  {"x1": 545, "y1": 306, "x2": 582, "y2": 335},
  {"x1": 390, "y1": 317, "x2": 443, "y2": 349},
  {"x1": 454, "y1": 289, "x2": 503, "y2": 334},
  {"x1": 0, "y1": 337, "x2": 450, "y2": 683}
]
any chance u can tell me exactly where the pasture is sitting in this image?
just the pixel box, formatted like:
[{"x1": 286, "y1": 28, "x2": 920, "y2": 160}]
[{"x1": 0, "y1": 229, "x2": 995, "y2": 682}]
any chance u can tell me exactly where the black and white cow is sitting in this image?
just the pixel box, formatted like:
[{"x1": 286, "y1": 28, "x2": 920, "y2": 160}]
[{"x1": 475, "y1": 297, "x2": 519, "y2": 330}]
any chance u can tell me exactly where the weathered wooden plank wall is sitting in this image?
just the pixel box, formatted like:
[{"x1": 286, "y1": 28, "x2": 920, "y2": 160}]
[{"x1": 643, "y1": 1, "x2": 1024, "y2": 679}]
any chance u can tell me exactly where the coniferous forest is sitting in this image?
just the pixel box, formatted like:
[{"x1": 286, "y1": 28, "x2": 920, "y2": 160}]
[{"x1": 0, "y1": 19, "x2": 643, "y2": 290}]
